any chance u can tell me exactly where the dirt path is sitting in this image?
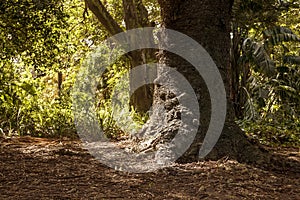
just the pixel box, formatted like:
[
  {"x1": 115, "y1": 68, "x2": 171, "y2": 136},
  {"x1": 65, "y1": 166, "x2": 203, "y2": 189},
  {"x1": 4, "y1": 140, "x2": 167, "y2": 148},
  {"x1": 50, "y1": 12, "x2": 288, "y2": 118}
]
[{"x1": 0, "y1": 136, "x2": 299, "y2": 199}]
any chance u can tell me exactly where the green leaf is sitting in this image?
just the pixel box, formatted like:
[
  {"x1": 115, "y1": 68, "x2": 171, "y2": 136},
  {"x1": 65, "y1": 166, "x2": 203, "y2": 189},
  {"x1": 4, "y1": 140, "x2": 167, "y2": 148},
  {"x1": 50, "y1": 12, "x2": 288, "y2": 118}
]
[
  {"x1": 243, "y1": 38, "x2": 275, "y2": 76},
  {"x1": 263, "y1": 26, "x2": 294, "y2": 37},
  {"x1": 263, "y1": 26, "x2": 300, "y2": 45},
  {"x1": 283, "y1": 56, "x2": 300, "y2": 65}
]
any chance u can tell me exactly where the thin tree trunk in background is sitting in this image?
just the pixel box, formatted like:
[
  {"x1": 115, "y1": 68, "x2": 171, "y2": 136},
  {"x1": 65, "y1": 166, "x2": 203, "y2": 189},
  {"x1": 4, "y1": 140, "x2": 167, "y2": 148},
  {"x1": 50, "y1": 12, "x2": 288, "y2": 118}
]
[
  {"x1": 58, "y1": 71, "x2": 62, "y2": 97},
  {"x1": 122, "y1": 0, "x2": 157, "y2": 113},
  {"x1": 230, "y1": 23, "x2": 251, "y2": 119}
]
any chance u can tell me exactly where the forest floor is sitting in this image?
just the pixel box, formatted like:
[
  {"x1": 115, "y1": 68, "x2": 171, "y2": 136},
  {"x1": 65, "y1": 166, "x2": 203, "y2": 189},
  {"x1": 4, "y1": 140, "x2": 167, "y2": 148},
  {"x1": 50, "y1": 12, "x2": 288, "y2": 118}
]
[{"x1": 0, "y1": 136, "x2": 299, "y2": 200}]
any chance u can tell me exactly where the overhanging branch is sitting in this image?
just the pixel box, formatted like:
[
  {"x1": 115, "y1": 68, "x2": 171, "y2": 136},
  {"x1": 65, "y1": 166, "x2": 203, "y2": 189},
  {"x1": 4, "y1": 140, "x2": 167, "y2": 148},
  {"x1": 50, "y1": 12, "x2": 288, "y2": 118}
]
[{"x1": 84, "y1": 0, "x2": 123, "y2": 35}]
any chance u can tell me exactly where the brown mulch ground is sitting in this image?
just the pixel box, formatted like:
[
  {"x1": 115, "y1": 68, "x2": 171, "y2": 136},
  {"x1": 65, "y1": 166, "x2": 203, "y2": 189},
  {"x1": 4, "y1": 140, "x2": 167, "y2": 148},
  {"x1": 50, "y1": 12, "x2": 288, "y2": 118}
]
[{"x1": 0, "y1": 136, "x2": 299, "y2": 200}]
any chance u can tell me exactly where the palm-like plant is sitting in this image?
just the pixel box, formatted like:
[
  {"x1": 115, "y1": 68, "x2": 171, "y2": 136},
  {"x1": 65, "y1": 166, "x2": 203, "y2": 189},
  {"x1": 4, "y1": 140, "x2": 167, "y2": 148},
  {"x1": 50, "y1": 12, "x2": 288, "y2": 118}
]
[
  {"x1": 238, "y1": 26, "x2": 300, "y2": 145},
  {"x1": 242, "y1": 26, "x2": 300, "y2": 76}
]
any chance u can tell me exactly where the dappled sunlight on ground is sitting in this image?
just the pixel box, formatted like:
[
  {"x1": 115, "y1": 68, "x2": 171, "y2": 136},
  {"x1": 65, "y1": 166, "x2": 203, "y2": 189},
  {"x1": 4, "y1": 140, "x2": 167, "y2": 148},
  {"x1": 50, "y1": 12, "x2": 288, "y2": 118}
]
[{"x1": 0, "y1": 136, "x2": 299, "y2": 199}]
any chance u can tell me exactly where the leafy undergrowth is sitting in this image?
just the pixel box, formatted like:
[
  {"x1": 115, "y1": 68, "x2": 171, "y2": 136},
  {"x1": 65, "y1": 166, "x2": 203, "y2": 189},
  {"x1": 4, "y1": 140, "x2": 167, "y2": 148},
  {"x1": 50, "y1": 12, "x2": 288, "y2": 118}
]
[
  {"x1": 0, "y1": 136, "x2": 299, "y2": 199},
  {"x1": 239, "y1": 120, "x2": 300, "y2": 148}
]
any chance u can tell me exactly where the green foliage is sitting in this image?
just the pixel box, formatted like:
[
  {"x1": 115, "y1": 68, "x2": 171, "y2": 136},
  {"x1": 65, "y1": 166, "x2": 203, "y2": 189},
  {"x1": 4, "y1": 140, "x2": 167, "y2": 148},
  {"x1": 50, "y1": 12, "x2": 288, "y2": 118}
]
[
  {"x1": 231, "y1": 0, "x2": 300, "y2": 146},
  {"x1": 0, "y1": 61, "x2": 75, "y2": 137},
  {"x1": 0, "y1": 0, "x2": 93, "y2": 137},
  {"x1": 263, "y1": 26, "x2": 300, "y2": 45},
  {"x1": 242, "y1": 26, "x2": 300, "y2": 76},
  {"x1": 1, "y1": 0, "x2": 297, "y2": 149},
  {"x1": 284, "y1": 56, "x2": 300, "y2": 64},
  {"x1": 75, "y1": 48, "x2": 148, "y2": 139},
  {"x1": 237, "y1": 26, "x2": 300, "y2": 146},
  {"x1": 239, "y1": 119, "x2": 300, "y2": 147},
  {"x1": 0, "y1": 0, "x2": 68, "y2": 70},
  {"x1": 242, "y1": 38, "x2": 275, "y2": 76},
  {"x1": 0, "y1": 0, "x2": 159, "y2": 139}
]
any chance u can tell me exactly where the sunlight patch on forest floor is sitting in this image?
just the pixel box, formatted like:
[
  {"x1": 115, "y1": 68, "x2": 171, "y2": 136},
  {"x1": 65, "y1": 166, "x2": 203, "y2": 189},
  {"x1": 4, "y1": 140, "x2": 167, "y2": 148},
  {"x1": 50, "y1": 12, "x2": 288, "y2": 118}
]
[{"x1": 0, "y1": 136, "x2": 299, "y2": 199}]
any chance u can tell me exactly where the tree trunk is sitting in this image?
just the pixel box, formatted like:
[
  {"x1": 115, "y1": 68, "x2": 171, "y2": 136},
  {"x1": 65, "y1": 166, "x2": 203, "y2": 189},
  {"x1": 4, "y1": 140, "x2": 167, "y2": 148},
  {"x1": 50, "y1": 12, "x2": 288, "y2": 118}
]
[
  {"x1": 143, "y1": 0, "x2": 268, "y2": 163},
  {"x1": 122, "y1": 0, "x2": 157, "y2": 113},
  {"x1": 230, "y1": 22, "x2": 251, "y2": 119},
  {"x1": 85, "y1": 0, "x2": 157, "y2": 114}
]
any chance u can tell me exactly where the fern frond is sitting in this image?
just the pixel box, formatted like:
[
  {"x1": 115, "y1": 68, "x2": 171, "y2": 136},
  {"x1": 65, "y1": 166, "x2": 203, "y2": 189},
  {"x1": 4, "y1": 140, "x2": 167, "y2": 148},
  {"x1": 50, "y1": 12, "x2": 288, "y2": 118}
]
[
  {"x1": 283, "y1": 56, "x2": 300, "y2": 65},
  {"x1": 263, "y1": 26, "x2": 300, "y2": 45},
  {"x1": 268, "y1": 33, "x2": 300, "y2": 45},
  {"x1": 263, "y1": 26, "x2": 294, "y2": 37},
  {"x1": 243, "y1": 38, "x2": 275, "y2": 76}
]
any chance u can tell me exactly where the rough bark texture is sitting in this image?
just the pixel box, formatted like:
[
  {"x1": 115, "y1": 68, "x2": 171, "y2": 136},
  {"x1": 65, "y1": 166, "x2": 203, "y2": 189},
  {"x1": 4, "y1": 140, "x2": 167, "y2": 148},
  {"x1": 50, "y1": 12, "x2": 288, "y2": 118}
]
[{"x1": 144, "y1": 0, "x2": 268, "y2": 163}]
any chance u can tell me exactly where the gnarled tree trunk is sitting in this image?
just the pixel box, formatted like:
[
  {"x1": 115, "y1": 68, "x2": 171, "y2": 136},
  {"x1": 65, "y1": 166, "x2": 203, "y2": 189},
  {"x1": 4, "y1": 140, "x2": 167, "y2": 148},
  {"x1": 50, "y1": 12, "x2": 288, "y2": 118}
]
[{"x1": 139, "y1": 0, "x2": 268, "y2": 163}]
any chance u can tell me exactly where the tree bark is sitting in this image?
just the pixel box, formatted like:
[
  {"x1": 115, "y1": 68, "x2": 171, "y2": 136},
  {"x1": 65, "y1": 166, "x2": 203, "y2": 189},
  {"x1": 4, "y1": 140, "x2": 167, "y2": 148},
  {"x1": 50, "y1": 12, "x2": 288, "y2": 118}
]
[
  {"x1": 144, "y1": 0, "x2": 268, "y2": 163},
  {"x1": 122, "y1": 0, "x2": 157, "y2": 113},
  {"x1": 84, "y1": 0, "x2": 123, "y2": 36},
  {"x1": 230, "y1": 22, "x2": 251, "y2": 119}
]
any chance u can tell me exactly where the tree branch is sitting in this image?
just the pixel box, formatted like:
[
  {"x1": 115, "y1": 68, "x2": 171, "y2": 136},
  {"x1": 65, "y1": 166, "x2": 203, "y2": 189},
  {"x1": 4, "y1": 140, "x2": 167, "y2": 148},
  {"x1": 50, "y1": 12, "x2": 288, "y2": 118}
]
[
  {"x1": 84, "y1": 0, "x2": 123, "y2": 35},
  {"x1": 122, "y1": 0, "x2": 150, "y2": 29}
]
